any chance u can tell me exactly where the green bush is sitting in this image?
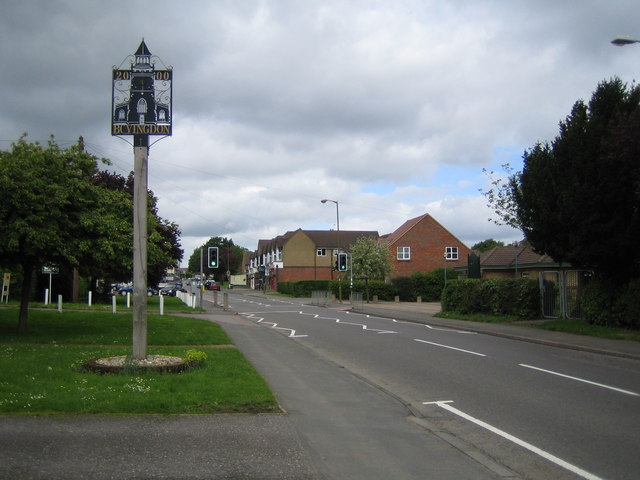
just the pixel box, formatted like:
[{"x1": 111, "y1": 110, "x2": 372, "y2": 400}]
[
  {"x1": 184, "y1": 349, "x2": 208, "y2": 367},
  {"x1": 617, "y1": 279, "x2": 640, "y2": 329},
  {"x1": 277, "y1": 280, "x2": 332, "y2": 297},
  {"x1": 413, "y1": 269, "x2": 454, "y2": 301},
  {"x1": 582, "y1": 278, "x2": 640, "y2": 329},
  {"x1": 442, "y1": 278, "x2": 540, "y2": 318},
  {"x1": 331, "y1": 280, "x2": 395, "y2": 301},
  {"x1": 391, "y1": 276, "x2": 416, "y2": 301}
]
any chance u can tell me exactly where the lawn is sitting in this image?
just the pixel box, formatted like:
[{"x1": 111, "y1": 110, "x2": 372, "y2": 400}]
[{"x1": 0, "y1": 308, "x2": 278, "y2": 414}]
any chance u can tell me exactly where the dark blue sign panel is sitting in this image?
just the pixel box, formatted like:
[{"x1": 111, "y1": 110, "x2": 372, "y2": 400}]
[{"x1": 111, "y1": 41, "x2": 172, "y2": 136}]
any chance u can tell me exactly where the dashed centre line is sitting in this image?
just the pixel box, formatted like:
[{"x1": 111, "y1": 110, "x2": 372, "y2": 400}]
[
  {"x1": 519, "y1": 364, "x2": 639, "y2": 397},
  {"x1": 414, "y1": 338, "x2": 486, "y2": 357}
]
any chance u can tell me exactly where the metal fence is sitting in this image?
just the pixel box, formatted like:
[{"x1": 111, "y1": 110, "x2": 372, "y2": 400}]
[
  {"x1": 539, "y1": 270, "x2": 591, "y2": 319},
  {"x1": 349, "y1": 291, "x2": 364, "y2": 303},
  {"x1": 311, "y1": 290, "x2": 331, "y2": 305}
]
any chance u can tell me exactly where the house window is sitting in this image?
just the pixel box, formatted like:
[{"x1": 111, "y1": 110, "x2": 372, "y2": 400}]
[
  {"x1": 397, "y1": 246, "x2": 410, "y2": 260},
  {"x1": 317, "y1": 248, "x2": 326, "y2": 257},
  {"x1": 445, "y1": 246, "x2": 458, "y2": 260}
]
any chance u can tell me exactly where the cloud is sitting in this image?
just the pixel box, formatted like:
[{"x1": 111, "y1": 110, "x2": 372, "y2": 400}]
[{"x1": 1, "y1": 0, "x2": 638, "y2": 264}]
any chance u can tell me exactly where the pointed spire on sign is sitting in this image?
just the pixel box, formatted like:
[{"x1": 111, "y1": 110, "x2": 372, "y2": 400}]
[
  {"x1": 134, "y1": 39, "x2": 152, "y2": 68},
  {"x1": 135, "y1": 38, "x2": 152, "y2": 56}
]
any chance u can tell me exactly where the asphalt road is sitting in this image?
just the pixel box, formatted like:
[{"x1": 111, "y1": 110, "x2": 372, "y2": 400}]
[{"x1": 217, "y1": 289, "x2": 640, "y2": 480}]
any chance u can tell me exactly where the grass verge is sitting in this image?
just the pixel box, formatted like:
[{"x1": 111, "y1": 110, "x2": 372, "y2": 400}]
[
  {"x1": 0, "y1": 308, "x2": 278, "y2": 414},
  {"x1": 535, "y1": 319, "x2": 640, "y2": 341},
  {"x1": 435, "y1": 311, "x2": 640, "y2": 341},
  {"x1": 24, "y1": 295, "x2": 204, "y2": 313}
]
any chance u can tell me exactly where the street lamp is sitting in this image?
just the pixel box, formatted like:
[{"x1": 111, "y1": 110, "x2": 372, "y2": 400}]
[
  {"x1": 321, "y1": 199, "x2": 342, "y2": 301},
  {"x1": 611, "y1": 36, "x2": 640, "y2": 46},
  {"x1": 320, "y1": 199, "x2": 339, "y2": 232}
]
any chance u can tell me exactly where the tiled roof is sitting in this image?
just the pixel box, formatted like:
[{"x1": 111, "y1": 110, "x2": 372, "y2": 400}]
[
  {"x1": 379, "y1": 213, "x2": 429, "y2": 245},
  {"x1": 253, "y1": 229, "x2": 378, "y2": 255},
  {"x1": 304, "y1": 230, "x2": 378, "y2": 250},
  {"x1": 480, "y1": 245, "x2": 560, "y2": 268}
]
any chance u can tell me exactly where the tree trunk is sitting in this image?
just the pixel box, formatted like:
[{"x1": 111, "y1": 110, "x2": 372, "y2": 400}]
[{"x1": 17, "y1": 263, "x2": 33, "y2": 334}]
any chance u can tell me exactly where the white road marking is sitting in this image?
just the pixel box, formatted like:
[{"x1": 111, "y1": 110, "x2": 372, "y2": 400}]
[
  {"x1": 423, "y1": 401, "x2": 604, "y2": 480},
  {"x1": 424, "y1": 324, "x2": 477, "y2": 334},
  {"x1": 414, "y1": 339, "x2": 486, "y2": 357},
  {"x1": 519, "y1": 364, "x2": 640, "y2": 397},
  {"x1": 241, "y1": 313, "x2": 308, "y2": 338}
]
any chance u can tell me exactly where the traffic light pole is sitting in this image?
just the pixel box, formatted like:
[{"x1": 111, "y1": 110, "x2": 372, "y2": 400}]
[{"x1": 132, "y1": 135, "x2": 148, "y2": 360}]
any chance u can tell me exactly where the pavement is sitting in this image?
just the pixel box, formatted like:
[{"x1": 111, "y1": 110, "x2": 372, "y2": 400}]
[
  {"x1": 1, "y1": 295, "x2": 639, "y2": 479},
  {"x1": 345, "y1": 300, "x2": 640, "y2": 361}
]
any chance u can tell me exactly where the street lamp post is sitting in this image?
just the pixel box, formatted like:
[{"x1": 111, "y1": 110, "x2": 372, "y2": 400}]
[{"x1": 321, "y1": 199, "x2": 342, "y2": 302}]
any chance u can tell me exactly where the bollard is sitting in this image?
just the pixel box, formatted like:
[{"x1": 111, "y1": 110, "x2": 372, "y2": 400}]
[
  {"x1": 373, "y1": 295, "x2": 378, "y2": 303},
  {"x1": 417, "y1": 296, "x2": 422, "y2": 303},
  {"x1": 126, "y1": 292, "x2": 131, "y2": 308},
  {"x1": 394, "y1": 295, "x2": 400, "y2": 303},
  {"x1": 44, "y1": 289, "x2": 49, "y2": 305},
  {"x1": 223, "y1": 292, "x2": 228, "y2": 311},
  {"x1": 112, "y1": 295, "x2": 117, "y2": 314},
  {"x1": 88, "y1": 291, "x2": 93, "y2": 306},
  {"x1": 159, "y1": 294, "x2": 164, "y2": 315},
  {"x1": 57, "y1": 295, "x2": 63, "y2": 313},
  {"x1": 213, "y1": 290, "x2": 218, "y2": 306}
]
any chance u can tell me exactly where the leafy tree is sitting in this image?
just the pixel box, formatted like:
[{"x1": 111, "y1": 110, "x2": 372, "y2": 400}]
[
  {"x1": 483, "y1": 78, "x2": 640, "y2": 285},
  {"x1": 0, "y1": 136, "x2": 104, "y2": 332},
  {"x1": 187, "y1": 237, "x2": 246, "y2": 282},
  {"x1": 86, "y1": 170, "x2": 183, "y2": 288},
  {"x1": 350, "y1": 236, "x2": 392, "y2": 301},
  {"x1": 0, "y1": 137, "x2": 183, "y2": 333},
  {"x1": 471, "y1": 239, "x2": 505, "y2": 252}
]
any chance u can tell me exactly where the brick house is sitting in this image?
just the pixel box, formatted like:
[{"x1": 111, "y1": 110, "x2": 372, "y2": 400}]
[
  {"x1": 246, "y1": 213, "x2": 473, "y2": 289},
  {"x1": 247, "y1": 229, "x2": 378, "y2": 290},
  {"x1": 379, "y1": 213, "x2": 472, "y2": 278}
]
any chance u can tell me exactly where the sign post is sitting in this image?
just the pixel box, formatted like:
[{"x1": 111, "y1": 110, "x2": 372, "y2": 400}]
[
  {"x1": 1, "y1": 273, "x2": 10, "y2": 303},
  {"x1": 112, "y1": 40, "x2": 172, "y2": 360},
  {"x1": 42, "y1": 265, "x2": 59, "y2": 304}
]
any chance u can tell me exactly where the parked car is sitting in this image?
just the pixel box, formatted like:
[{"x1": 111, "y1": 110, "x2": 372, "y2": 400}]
[
  {"x1": 205, "y1": 280, "x2": 221, "y2": 291},
  {"x1": 160, "y1": 284, "x2": 186, "y2": 296},
  {"x1": 117, "y1": 285, "x2": 157, "y2": 296}
]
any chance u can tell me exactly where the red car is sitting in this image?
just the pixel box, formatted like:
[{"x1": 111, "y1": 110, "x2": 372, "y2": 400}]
[{"x1": 205, "y1": 281, "x2": 221, "y2": 291}]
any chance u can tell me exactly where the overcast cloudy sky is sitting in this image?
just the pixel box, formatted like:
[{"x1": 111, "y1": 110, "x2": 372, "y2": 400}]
[{"x1": 1, "y1": 1, "x2": 639, "y2": 266}]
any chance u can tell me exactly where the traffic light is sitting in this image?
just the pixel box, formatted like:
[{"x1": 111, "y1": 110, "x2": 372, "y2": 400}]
[
  {"x1": 207, "y1": 247, "x2": 219, "y2": 268},
  {"x1": 338, "y1": 253, "x2": 348, "y2": 271}
]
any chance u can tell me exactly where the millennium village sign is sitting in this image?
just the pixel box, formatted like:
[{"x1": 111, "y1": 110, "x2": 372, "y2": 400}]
[
  {"x1": 112, "y1": 40, "x2": 172, "y2": 139},
  {"x1": 112, "y1": 40, "x2": 172, "y2": 359}
]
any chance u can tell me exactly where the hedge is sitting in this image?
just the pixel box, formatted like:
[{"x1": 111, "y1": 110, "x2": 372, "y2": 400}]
[
  {"x1": 441, "y1": 278, "x2": 540, "y2": 318},
  {"x1": 277, "y1": 279, "x2": 395, "y2": 300},
  {"x1": 581, "y1": 277, "x2": 640, "y2": 329}
]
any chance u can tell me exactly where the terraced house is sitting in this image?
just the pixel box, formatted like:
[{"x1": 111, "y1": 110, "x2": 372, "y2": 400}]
[{"x1": 246, "y1": 212, "x2": 472, "y2": 290}]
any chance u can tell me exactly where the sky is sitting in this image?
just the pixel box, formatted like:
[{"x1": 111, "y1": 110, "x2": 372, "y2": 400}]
[{"x1": 2, "y1": 0, "x2": 639, "y2": 267}]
